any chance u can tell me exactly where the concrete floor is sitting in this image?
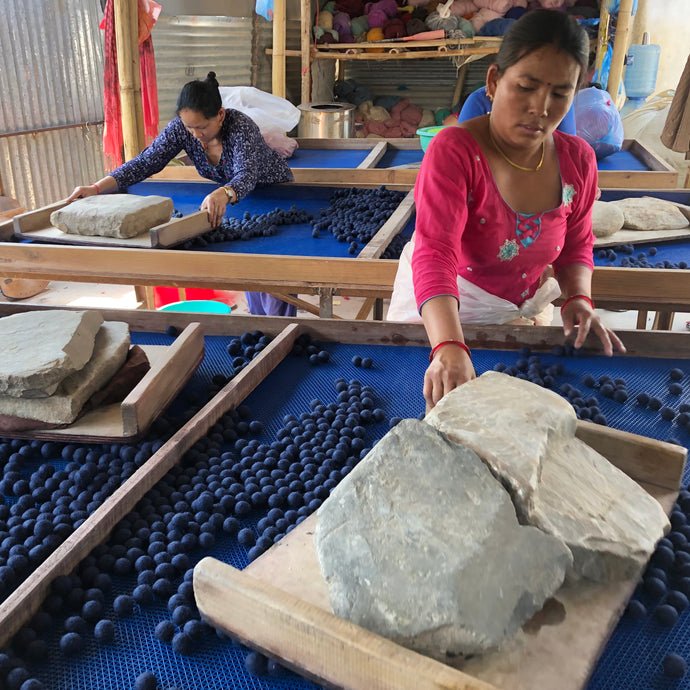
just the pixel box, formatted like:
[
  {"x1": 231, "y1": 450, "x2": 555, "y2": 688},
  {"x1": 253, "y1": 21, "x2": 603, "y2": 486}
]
[{"x1": 2, "y1": 280, "x2": 689, "y2": 333}]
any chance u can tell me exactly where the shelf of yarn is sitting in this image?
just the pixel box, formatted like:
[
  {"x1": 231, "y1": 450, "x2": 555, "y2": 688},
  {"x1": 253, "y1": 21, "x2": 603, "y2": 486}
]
[{"x1": 310, "y1": 35, "x2": 502, "y2": 61}]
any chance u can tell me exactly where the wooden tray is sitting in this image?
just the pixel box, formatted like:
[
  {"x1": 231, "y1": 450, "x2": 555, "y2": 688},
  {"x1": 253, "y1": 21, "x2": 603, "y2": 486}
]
[
  {"x1": 0, "y1": 322, "x2": 204, "y2": 443},
  {"x1": 194, "y1": 422, "x2": 686, "y2": 690},
  {"x1": 13, "y1": 200, "x2": 212, "y2": 248}
]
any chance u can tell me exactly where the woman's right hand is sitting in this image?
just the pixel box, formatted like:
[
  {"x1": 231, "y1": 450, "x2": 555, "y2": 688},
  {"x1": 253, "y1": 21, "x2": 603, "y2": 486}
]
[
  {"x1": 424, "y1": 344, "x2": 476, "y2": 409},
  {"x1": 66, "y1": 185, "x2": 99, "y2": 203}
]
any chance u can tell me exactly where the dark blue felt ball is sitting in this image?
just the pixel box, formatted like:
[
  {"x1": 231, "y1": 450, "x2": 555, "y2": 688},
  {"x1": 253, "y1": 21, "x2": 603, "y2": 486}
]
[
  {"x1": 669, "y1": 382, "x2": 683, "y2": 396},
  {"x1": 644, "y1": 576, "x2": 668, "y2": 598},
  {"x1": 155, "y1": 619, "x2": 176, "y2": 643},
  {"x1": 666, "y1": 590, "x2": 689, "y2": 611},
  {"x1": 171, "y1": 631, "x2": 193, "y2": 656},
  {"x1": 134, "y1": 671, "x2": 158, "y2": 690},
  {"x1": 662, "y1": 653, "x2": 687, "y2": 678},
  {"x1": 660, "y1": 406, "x2": 676, "y2": 422},
  {"x1": 165, "y1": 326, "x2": 179, "y2": 338},
  {"x1": 636, "y1": 392, "x2": 650, "y2": 406},
  {"x1": 654, "y1": 603, "x2": 679, "y2": 626},
  {"x1": 670, "y1": 368, "x2": 685, "y2": 381},
  {"x1": 19, "y1": 678, "x2": 45, "y2": 690},
  {"x1": 245, "y1": 651, "x2": 269, "y2": 677},
  {"x1": 60, "y1": 631, "x2": 84, "y2": 655},
  {"x1": 93, "y1": 618, "x2": 115, "y2": 644},
  {"x1": 113, "y1": 594, "x2": 135, "y2": 617}
]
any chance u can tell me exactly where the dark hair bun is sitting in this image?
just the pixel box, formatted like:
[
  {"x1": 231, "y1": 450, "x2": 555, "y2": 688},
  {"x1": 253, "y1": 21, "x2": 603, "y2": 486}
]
[{"x1": 206, "y1": 71, "x2": 218, "y2": 85}]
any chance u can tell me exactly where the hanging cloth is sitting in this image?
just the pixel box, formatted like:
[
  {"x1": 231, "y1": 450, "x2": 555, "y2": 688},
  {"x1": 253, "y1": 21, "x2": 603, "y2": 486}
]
[
  {"x1": 661, "y1": 54, "x2": 690, "y2": 159},
  {"x1": 101, "y1": 0, "x2": 161, "y2": 171}
]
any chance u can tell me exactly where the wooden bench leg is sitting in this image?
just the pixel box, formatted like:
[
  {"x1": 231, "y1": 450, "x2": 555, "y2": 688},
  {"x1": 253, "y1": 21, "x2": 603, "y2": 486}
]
[
  {"x1": 636, "y1": 310, "x2": 648, "y2": 330},
  {"x1": 652, "y1": 311, "x2": 675, "y2": 330}
]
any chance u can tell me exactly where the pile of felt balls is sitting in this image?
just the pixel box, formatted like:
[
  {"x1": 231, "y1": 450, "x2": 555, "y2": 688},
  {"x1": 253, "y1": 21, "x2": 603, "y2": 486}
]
[{"x1": 313, "y1": 0, "x2": 600, "y2": 47}]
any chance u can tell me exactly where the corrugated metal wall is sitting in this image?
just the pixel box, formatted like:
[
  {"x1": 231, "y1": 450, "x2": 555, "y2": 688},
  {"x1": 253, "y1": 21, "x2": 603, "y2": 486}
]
[
  {"x1": 343, "y1": 57, "x2": 492, "y2": 114},
  {"x1": 0, "y1": 1, "x2": 485, "y2": 210},
  {"x1": 0, "y1": 0, "x2": 105, "y2": 209},
  {"x1": 153, "y1": 15, "x2": 255, "y2": 126}
]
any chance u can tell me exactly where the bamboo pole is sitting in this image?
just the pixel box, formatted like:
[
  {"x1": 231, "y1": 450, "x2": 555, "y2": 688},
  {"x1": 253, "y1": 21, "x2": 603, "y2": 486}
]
[
  {"x1": 606, "y1": 0, "x2": 635, "y2": 105},
  {"x1": 301, "y1": 0, "x2": 312, "y2": 103},
  {"x1": 272, "y1": 0, "x2": 286, "y2": 98},
  {"x1": 113, "y1": 0, "x2": 146, "y2": 161},
  {"x1": 594, "y1": 0, "x2": 611, "y2": 82}
]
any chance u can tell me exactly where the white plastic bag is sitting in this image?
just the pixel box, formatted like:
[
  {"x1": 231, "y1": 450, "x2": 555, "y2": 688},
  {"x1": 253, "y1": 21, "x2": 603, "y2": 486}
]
[
  {"x1": 387, "y1": 238, "x2": 559, "y2": 326},
  {"x1": 219, "y1": 86, "x2": 300, "y2": 134}
]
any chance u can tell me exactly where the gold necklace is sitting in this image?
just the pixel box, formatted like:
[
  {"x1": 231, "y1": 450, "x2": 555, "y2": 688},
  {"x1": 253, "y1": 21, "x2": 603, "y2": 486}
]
[{"x1": 488, "y1": 126, "x2": 545, "y2": 172}]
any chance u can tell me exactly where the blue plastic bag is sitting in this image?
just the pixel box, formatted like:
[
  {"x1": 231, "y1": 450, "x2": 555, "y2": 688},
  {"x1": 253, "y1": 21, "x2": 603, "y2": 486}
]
[
  {"x1": 255, "y1": 0, "x2": 274, "y2": 20},
  {"x1": 575, "y1": 87, "x2": 624, "y2": 160}
]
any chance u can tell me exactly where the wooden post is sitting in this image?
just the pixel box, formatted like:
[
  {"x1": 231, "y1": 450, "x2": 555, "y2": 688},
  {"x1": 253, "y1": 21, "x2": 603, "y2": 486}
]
[
  {"x1": 272, "y1": 0, "x2": 286, "y2": 98},
  {"x1": 606, "y1": 0, "x2": 635, "y2": 104},
  {"x1": 113, "y1": 0, "x2": 146, "y2": 161},
  {"x1": 594, "y1": 0, "x2": 611, "y2": 82},
  {"x1": 301, "y1": 0, "x2": 312, "y2": 103}
]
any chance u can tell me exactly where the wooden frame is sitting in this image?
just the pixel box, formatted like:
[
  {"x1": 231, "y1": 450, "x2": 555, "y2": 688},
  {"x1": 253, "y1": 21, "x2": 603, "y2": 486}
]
[
  {"x1": 12, "y1": 201, "x2": 213, "y2": 249},
  {"x1": 0, "y1": 304, "x2": 686, "y2": 678},
  {"x1": 1, "y1": 239, "x2": 689, "y2": 323},
  {"x1": 154, "y1": 138, "x2": 678, "y2": 190},
  {"x1": 0, "y1": 323, "x2": 204, "y2": 443}
]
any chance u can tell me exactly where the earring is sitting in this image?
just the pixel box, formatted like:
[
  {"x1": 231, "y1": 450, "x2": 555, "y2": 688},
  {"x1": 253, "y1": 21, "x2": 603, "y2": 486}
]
[{"x1": 487, "y1": 92, "x2": 493, "y2": 103}]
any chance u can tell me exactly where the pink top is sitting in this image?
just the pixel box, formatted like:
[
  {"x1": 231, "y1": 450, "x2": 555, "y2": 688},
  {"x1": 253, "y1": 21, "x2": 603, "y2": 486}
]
[{"x1": 412, "y1": 126, "x2": 598, "y2": 311}]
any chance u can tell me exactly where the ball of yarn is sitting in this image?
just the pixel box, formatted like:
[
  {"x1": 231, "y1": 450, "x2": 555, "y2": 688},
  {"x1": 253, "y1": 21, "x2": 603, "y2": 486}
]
[
  {"x1": 350, "y1": 15, "x2": 370, "y2": 36},
  {"x1": 383, "y1": 18, "x2": 406, "y2": 39},
  {"x1": 331, "y1": 12, "x2": 352, "y2": 38},
  {"x1": 505, "y1": 6, "x2": 527, "y2": 20},
  {"x1": 406, "y1": 17, "x2": 428, "y2": 35},
  {"x1": 366, "y1": 27, "x2": 385, "y2": 51},
  {"x1": 426, "y1": 0, "x2": 462, "y2": 31},
  {"x1": 318, "y1": 10, "x2": 334, "y2": 29}
]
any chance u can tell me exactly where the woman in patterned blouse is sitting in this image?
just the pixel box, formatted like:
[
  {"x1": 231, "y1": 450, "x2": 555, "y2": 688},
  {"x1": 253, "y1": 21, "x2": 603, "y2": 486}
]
[
  {"x1": 388, "y1": 10, "x2": 625, "y2": 408},
  {"x1": 68, "y1": 71, "x2": 296, "y2": 316}
]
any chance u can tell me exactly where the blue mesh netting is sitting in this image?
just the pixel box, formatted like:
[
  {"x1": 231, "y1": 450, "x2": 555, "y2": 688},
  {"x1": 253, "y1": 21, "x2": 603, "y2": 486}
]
[{"x1": 3, "y1": 332, "x2": 690, "y2": 689}]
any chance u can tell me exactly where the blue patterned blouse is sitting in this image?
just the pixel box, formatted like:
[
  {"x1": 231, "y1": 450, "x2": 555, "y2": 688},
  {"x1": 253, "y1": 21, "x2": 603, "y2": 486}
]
[{"x1": 110, "y1": 109, "x2": 294, "y2": 201}]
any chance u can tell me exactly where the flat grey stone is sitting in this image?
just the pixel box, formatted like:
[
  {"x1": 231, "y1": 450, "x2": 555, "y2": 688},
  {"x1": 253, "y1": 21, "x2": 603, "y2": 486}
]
[
  {"x1": 592, "y1": 200, "x2": 624, "y2": 237},
  {"x1": 610, "y1": 197, "x2": 689, "y2": 231},
  {"x1": 316, "y1": 419, "x2": 572, "y2": 659},
  {"x1": 51, "y1": 194, "x2": 174, "y2": 239},
  {"x1": 0, "y1": 310, "x2": 103, "y2": 398},
  {"x1": 0, "y1": 321, "x2": 130, "y2": 424},
  {"x1": 424, "y1": 371, "x2": 577, "y2": 519},
  {"x1": 425, "y1": 372, "x2": 669, "y2": 582},
  {"x1": 529, "y1": 435, "x2": 669, "y2": 582}
]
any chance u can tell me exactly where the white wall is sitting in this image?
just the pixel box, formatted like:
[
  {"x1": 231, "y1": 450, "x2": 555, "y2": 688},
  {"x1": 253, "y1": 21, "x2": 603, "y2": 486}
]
[{"x1": 631, "y1": 0, "x2": 690, "y2": 93}]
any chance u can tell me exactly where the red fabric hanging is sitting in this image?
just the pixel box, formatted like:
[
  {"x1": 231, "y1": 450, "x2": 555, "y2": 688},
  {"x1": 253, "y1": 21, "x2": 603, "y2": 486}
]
[{"x1": 101, "y1": 0, "x2": 160, "y2": 171}]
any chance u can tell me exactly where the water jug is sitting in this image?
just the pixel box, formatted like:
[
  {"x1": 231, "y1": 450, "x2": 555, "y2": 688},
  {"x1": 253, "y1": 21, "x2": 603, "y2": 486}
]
[{"x1": 624, "y1": 32, "x2": 661, "y2": 100}]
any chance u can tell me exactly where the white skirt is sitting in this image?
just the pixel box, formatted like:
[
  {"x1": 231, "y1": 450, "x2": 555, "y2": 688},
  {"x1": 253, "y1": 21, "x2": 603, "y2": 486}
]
[{"x1": 387, "y1": 238, "x2": 560, "y2": 326}]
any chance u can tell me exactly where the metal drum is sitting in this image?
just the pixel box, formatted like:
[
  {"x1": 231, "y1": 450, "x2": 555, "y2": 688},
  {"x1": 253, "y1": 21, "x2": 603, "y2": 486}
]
[{"x1": 297, "y1": 102, "x2": 355, "y2": 138}]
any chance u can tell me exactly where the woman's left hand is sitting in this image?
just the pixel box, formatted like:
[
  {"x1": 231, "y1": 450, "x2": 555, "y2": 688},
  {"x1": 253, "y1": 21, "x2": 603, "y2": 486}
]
[
  {"x1": 201, "y1": 188, "x2": 229, "y2": 227},
  {"x1": 561, "y1": 299, "x2": 626, "y2": 356}
]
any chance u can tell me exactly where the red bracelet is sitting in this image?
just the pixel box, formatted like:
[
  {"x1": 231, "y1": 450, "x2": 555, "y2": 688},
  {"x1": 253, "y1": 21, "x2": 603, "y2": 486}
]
[
  {"x1": 429, "y1": 340, "x2": 471, "y2": 364},
  {"x1": 560, "y1": 294, "x2": 594, "y2": 313},
  {"x1": 90, "y1": 183, "x2": 100, "y2": 195}
]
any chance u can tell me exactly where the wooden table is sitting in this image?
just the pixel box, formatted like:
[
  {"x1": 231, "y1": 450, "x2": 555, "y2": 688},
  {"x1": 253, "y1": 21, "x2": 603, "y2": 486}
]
[{"x1": 0, "y1": 304, "x2": 688, "y2": 690}]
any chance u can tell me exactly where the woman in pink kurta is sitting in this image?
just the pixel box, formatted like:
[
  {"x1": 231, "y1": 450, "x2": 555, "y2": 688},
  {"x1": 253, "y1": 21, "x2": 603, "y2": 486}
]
[{"x1": 388, "y1": 10, "x2": 625, "y2": 408}]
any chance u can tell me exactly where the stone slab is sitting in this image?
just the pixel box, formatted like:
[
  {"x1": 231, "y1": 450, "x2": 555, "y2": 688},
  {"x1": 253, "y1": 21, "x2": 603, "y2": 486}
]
[
  {"x1": 0, "y1": 321, "x2": 130, "y2": 424},
  {"x1": 316, "y1": 419, "x2": 572, "y2": 659},
  {"x1": 425, "y1": 372, "x2": 669, "y2": 582},
  {"x1": 50, "y1": 194, "x2": 174, "y2": 239},
  {"x1": 610, "y1": 196, "x2": 689, "y2": 231},
  {"x1": 424, "y1": 371, "x2": 577, "y2": 519},
  {"x1": 530, "y1": 435, "x2": 669, "y2": 582},
  {"x1": 592, "y1": 200, "x2": 624, "y2": 238},
  {"x1": 0, "y1": 310, "x2": 104, "y2": 398}
]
